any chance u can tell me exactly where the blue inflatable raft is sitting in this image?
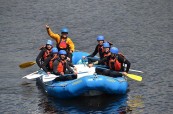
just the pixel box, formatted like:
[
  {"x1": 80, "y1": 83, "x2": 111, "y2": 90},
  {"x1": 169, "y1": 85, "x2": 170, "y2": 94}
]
[{"x1": 36, "y1": 51, "x2": 128, "y2": 99}]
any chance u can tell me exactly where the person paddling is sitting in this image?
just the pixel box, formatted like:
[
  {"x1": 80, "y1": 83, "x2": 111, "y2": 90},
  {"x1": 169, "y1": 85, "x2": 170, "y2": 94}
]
[
  {"x1": 88, "y1": 47, "x2": 131, "y2": 77},
  {"x1": 46, "y1": 25, "x2": 75, "y2": 63},
  {"x1": 53, "y1": 50, "x2": 77, "y2": 81}
]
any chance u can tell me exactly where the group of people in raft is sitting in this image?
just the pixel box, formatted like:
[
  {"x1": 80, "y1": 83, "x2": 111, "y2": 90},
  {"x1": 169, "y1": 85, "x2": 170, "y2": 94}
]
[{"x1": 36, "y1": 25, "x2": 131, "y2": 81}]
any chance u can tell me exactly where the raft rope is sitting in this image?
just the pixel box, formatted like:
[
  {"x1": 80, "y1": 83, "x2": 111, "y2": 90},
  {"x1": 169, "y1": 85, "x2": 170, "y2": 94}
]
[{"x1": 43, "y1": 74, "x2": 126, "y2": 87}]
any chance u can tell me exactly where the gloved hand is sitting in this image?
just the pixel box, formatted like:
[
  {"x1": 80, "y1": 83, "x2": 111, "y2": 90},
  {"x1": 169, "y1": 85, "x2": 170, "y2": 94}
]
[
  {"x1": 82, "y1": 56, "x2": 86, "y2": 59},
  {"x1": 60, "y1": 72, "x2": 64, "y2": 76}
]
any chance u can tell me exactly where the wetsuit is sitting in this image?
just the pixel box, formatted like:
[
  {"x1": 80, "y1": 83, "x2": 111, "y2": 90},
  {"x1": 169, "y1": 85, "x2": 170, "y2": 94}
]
[
  {"x1": 95, "y1": 54, "x2": 131, "y2": 77},
  {"x1": 53, "y1": 59, "x2": 77, "y2": 81}
]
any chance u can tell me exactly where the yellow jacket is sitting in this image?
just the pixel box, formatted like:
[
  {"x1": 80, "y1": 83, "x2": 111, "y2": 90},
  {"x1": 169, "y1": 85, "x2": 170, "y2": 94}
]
[{"x1": 46, "y1": 28, "x2": 75, "y2": 52}]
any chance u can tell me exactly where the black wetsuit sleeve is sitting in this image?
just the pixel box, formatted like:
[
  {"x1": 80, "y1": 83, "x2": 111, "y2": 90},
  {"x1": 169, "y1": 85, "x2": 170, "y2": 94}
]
[
  {"x1": 87, "y1": 45, "x2": 98, "y2": 57},
  {"x1": 68, "y1": 62, "x2": 75, "y2": 67},
  {"x1": 98, "y1": 56, "x2": 109, "y2": 65},
  {"x1": 118, "y1": 55, "x2": 131, "y2": 72},
  {"x1": 36, "y1": 50, "x2": 44, "y2": 68},
  {"x1": 41, "y1": 56, "x2": 52, "y2": 72},
  {"x1": 111, "y1": 72, "x2": 123, "y2": 77},
  {"x1": 53, "y1": 60, "x2": 60, "y2": 75},
  {"x1": 66, "y1": 63, "x2": 74, "y2": 73}
]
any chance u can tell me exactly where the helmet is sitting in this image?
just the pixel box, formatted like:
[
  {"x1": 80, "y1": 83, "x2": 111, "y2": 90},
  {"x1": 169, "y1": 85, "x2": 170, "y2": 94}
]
[
  {"x1": 103, "y1": 42, "x2": 110, "y2": 48},
  {"x1": 52, "y1": 47, "x2": 58, "y2": 53},
  {"x1": 110, "y1": 47, "x2": 119, "y2": 54},
  {"x1": 59, "y1": 50, "x2": 67, "y2": 55},
  {"x1": 97, "y1": 35, "x2": 104, "y2": 41},
  {"x1": 61, "y1": 27, "x2": 69, "y2": 33},
  {"x1": 46, "y1": 40, "x2": 53, "y2": 46}
]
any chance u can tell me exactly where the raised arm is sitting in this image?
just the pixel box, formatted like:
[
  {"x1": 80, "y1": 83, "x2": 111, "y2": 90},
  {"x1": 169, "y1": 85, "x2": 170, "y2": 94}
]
[{"x1": 46, "y1": 25, "x2": 60, "y2": 42}]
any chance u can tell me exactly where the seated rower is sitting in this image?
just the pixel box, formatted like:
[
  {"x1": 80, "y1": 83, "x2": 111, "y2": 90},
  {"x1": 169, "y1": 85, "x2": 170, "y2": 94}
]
[
  {"x1": 82, "y1": 35, "x2": 113, "y2": 63},
  {"x1": 88, "y1": 47, "x2": 131, "y2": 77},
  {"x1": 94, "y1": 42, "x2": 111, "y2": 74},
  {"x1": 40, "y1": 47, "x2": 59, "y2": 74},
  {"x1": 36, "y1": 40, "x2": 59, "y2": 74},
  {"x1": 53, "y1": 50, "x2": 77, "y2": 81},
  {"x1": 36, "y1": 40, "x2": 53, "y2": 68}
]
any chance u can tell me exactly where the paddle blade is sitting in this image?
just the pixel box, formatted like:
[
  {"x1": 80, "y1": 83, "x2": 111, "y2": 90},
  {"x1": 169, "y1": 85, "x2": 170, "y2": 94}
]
[
  {"x1": 19, "y1": 61, "x2": 36, "y2": 68},
  {"x1": 23, "y1": 74, "x2": 41, "y2": 79},
  {"x1": 126, "y1": 74, "x2": 142, "y2": 81}
]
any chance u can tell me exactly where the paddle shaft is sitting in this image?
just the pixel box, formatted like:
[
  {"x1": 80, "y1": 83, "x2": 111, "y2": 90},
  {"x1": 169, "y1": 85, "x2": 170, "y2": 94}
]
[
  {"x1": 96, "y1": 67, "x2": 142, "y2": 81},
  {"x1": 95, "y1": 65, "x2": 143, "y2": 73}
]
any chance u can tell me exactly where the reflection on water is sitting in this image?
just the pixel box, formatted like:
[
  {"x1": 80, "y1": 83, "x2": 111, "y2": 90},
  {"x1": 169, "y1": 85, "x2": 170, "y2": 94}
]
[
  {"x1": 127, "y1": 95, "x2": 144, "y2": 114},
  {"x1": 35, "y1": 82, "x2": 145, "y2": 113},
  {"x1": 36, "y1": 84, "x2": 134, "y2": 114},
  {"x1": 39, "y1": 95, "x2": 129, "y2": 113}
]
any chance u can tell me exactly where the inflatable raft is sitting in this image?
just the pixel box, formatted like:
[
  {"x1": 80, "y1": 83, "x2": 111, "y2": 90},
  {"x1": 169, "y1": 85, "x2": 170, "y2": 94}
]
[{"x1": 35, "y1": 51, "x2": 128, "y2": 98}]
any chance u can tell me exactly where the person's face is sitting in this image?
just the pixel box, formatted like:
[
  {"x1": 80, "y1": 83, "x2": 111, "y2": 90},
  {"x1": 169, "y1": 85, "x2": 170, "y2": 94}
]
[
  {"x1": 53, "y1": 53, "x2": 58, "y2": 57},
  {"x1": 60, "y1": 54, "x2": 66, "y2": 59},
  {"x1": 46, "y1": 44, "x2": 52, "y2": 50},
  {"x1": 61, "y1": 32, "x2": 68, "y2": 38},
  {"x1": 104, "y1": 47, "x2": 109, "y2": 52},
  {"x1": 97, "y1": 40, "x2": 104, "y2": 45}
]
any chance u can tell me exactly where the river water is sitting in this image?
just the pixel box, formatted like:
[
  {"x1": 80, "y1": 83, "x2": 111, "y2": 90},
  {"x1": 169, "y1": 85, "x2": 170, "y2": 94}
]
[{"x1": 0, "y1": 0, "x2": 173, "y2": 113}]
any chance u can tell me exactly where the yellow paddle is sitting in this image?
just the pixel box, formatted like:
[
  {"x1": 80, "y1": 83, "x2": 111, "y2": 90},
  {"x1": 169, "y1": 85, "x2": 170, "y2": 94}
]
[
  {"x1": 19, "y1": 61, "x2": 36, "y2": 68},
  {"x1": 125, "y1": 73, "x2": 142, "y2": 81}
]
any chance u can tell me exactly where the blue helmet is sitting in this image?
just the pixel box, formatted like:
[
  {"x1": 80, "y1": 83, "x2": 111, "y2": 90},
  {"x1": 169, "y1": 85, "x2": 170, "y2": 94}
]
[
  {"x1": 46, "y1": 40, "x2": 53, "y2": 45},
  {"x1": 110, "y1": 47, "x2": 119, "y2": 54},
  {"x1": 103, "y1": 42, "x2": 110, "y2": 48},
  {"x1": 52, "y1": 47, "x2": 58, "y2": 53},
  {"x1": 61, "y1": 27, "x2": 69, "y2": 33},
  {"x1": 97, "y1": 35, "x2": 105, "y2": 41},
  {"x1": 59, "y1": 50, "x2": 67, "y2": 55}
]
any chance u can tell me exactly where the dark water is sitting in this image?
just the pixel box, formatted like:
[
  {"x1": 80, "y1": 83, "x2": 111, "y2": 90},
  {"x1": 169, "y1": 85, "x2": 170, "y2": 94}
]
[{"x1": 0, "y1": 0, "x2": 173, "y2": 113}]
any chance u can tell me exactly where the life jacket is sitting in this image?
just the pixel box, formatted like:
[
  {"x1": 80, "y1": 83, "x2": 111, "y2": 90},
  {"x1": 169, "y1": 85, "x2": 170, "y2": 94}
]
[
  {"x1": 108, "y1": 53, "x2": 126, "y2": 71},
  {"x1": 103, "y1": 51, "x2": 111, "y2": 65},
  {"x1": 98, "y1": 45, "x2": 104, "y2": 58},
  {"x1": 103, "y1": 51, "x2": 111, "y2": 57},
  {"x1": 49, "y1": 54, "x2": 59, "y2": 70},
  {"x1": 43, "y1": 49, "x2": 52, "y2": 60},
  {"x1": 108, "y1": 57, "x2": 122, "y2": 71},
  {"x1": 57, "y1": 38, "x2": 69, "y2": 51},
  {"x1": 56, "y1": 60, "x2": 66, "y2": 73}
]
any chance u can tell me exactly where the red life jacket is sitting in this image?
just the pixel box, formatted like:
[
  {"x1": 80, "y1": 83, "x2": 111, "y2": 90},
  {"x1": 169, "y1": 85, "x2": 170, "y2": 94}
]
[
  {"x1": 108, "y1": 53, "x2": 125, "y2": 71},
  {"x1": 59, "y1": 41, "x2": 67, "y2": 49},
  {"x1": 56, "y1": 60, "x2": 66, "y2": 73},
  {"x1": 108, "y1": 57, "x2": 122, "y2": 71},
  {"x1": 103, "y1": 52, "x2": 111, "y2": 57},
  {"x1": 103, "y1": 52, "x2": 111, "y2": 65},
  {"x1": 43, "y1": 49, "x2": 52, "y2": 60},
  {"x1": 49, "y1": 55, "x2": 58, "y2": 70},
  {"x1": 49, "y1": 60, "x2": 54, "y2": 70},
  {"x1": 57, "y1": 38, "x2": 68, "y2": 50}
]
